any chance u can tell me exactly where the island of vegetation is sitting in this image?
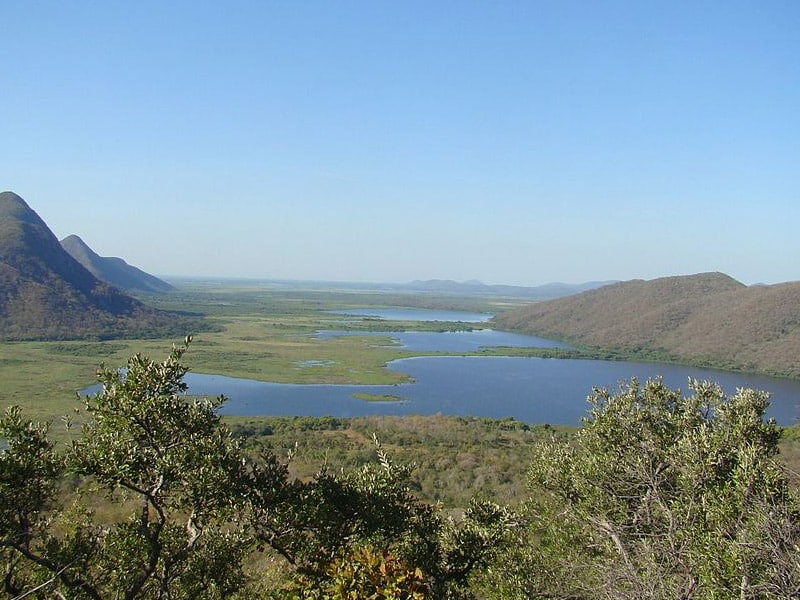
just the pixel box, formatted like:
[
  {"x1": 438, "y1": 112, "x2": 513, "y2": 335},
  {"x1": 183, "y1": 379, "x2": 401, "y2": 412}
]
[{"x1": 351, "y1": 392, "x2": 408, "y2": 402}]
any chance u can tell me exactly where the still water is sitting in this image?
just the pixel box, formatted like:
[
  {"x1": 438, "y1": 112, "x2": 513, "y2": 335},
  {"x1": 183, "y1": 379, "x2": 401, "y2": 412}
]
[
  {"x1": 205, "y1": 357, "x2": 800, "y2": 425},
  {"x1": 85, "y1": 308, "x2": 800, "y2": 426},
  {"x1": 202, "y1": 323, "x2": 800, "y2": 425}
]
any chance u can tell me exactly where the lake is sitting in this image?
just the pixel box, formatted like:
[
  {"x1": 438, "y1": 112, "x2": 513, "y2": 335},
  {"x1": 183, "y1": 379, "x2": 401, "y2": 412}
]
[
  {"x1": 218, "y1": 315, "x2": 800, "y2": 425},
  {"x1": 85, "y1": 309, "x2": 800, "y2": 426},
  {"x1": 205, "y1": 356, "x2": 800, "y2": 425}
]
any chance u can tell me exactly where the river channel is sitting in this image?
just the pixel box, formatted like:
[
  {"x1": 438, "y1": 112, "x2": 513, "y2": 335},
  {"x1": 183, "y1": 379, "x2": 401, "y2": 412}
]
[{"x1": 175, "y1": 308, "x2": 800, "y2": 426}]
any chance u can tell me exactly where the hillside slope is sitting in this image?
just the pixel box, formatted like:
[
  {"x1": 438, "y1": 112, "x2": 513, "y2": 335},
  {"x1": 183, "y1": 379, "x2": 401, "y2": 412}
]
[
  {"x1": 494, "y1": 272, "x2": 800, "y2": 377},
  {"x1": 61, "y1": 234, "x2": 174, "y2": 294},
  {"x1": 0, "y1": 191, "x2": 199, "y2": 340}
]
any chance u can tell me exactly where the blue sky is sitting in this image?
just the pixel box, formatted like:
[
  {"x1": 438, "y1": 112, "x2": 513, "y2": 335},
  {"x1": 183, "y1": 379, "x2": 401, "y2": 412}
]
[{"x1": 2, "y1": 1, "x2": 798, "y2": 286}]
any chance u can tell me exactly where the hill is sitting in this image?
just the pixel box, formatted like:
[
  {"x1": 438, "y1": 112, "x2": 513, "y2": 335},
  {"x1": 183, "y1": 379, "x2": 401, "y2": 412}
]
[
  {"x1": 0, "y1": 191, "x2": 201, "y2": 340},
  {"x1": 60, "y1": 234, "x2": 173, "y2": 294},
  {"x1": 494, "y1": 272, "x2": 800, "y2": 378}
]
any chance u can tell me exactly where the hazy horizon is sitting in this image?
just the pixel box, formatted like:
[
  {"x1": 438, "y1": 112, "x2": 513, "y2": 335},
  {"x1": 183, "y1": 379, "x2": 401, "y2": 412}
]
[
  {"x1": 157, "y1": 271, "x2": 780, "y2": 289},
  {"x1": 2, "y1": 2, "x2": 797, "y2": 287},
  {"x1": 158, "y1": 273, "x2": 615, "y2": 286}
]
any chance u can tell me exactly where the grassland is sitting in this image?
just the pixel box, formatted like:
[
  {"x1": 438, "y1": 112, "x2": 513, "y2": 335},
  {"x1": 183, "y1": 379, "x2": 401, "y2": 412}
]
[
  {"x1": 351, "y1": 392, "x2": 408, "y2": 402},
  {"x1": 0, "y1": 282, "x2": 518, "y2": 428}
]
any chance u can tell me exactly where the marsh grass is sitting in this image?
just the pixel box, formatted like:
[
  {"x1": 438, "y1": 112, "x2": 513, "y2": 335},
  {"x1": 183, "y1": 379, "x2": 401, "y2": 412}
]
[
  {"x1": 351, "y1": 393, "x2": 408, "y2": 402},
  {"x1": 186, "y1": 318, "x2": 415, "y2": 385},
  {"x1": 0, "y1": 338, "x2": 195, "y2": 441},
  {"x1": 0, "y1": 286, "x2": 490, "y2": 435}
]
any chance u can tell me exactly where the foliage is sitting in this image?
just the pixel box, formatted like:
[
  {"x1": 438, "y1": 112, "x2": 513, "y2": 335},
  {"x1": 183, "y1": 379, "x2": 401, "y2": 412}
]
[
  {"x1": 483, "y1": 378, "x2": 800, "y2": 599},
  {"x1": 282, "y1": 546, "x2": 429, "y2": 599},
  {"x1": 69, "y1": 338, "x2": 254, "y2": 599},
  {"x1": 250, "y1": 435, "x2": 513, "y2": 598},
  {"x1": 6, "y1": 336, "x2": 798, "y2": 598},
  {"x1": 1, "y1": 339, "x2": 255, "y2": 599},
  {"x1": 0, "y1": 406, "x2": 74, "y2": 597},
  {"x1": 1, "y1": 341, "x2": 511, "y2": 599}
]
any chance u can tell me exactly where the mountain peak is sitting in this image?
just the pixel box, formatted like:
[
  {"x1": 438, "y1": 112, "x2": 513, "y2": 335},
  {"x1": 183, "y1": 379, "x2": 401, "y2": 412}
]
[
  {"x1": 61, "y1": 233, "x2": 91, "y2": 250},
  {"x1": 1, "y1": 190, "x2": 28, "y2": 205},
  {"x1": 0, "y1": 192, "x2": 191, "y2": 340},
  {"x1": 0, "y1": 192, "x2": 99, "y2": 293},
  {"x1": 0, "y1": 191, "x2": 48, "y2": 231},
  {"x1": 61, "y1": 235, "x2": 174, "y2": 294},
  {"x1": 0, "y1": 190, "x2": 30, "y2": 210}
]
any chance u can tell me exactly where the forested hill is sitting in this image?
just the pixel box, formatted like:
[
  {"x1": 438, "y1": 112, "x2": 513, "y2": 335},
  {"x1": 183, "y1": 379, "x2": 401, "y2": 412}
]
[
  {"x1": 0, "y1": 191, "x2": 201, "y2": 340},
  {"x1": 494, "y1": 272, "x2": 800, "y2": 378},
  {"x1": 61, "y1": 234, "x2": 174, "y2": 295}
]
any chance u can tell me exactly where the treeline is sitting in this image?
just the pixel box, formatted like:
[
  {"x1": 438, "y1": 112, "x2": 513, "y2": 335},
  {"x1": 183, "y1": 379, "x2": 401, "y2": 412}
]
[
  {"x1": 2, "y1": 341, "x2": 799, "y2": 599},
  {"x1": 231, "y1": 414, "x2": 562, "y2": 508}
]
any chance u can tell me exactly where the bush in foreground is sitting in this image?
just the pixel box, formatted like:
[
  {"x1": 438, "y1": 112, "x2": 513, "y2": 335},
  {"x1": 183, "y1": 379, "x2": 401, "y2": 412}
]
[
  {"x1": 481, "y1": 378, "x2": 800, "y2": 599},
  {"x1": 0, "y1": 340, "x2": 509, "y2": 599}
]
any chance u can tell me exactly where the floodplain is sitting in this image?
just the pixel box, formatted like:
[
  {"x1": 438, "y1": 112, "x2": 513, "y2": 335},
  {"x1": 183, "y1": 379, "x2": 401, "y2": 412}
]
[
  {"x1": 0, "y1": 280, "x2": 524, "y2": 426},
  {"x1": 1, "y1": 279, "x2": 797, "y2": 508}
]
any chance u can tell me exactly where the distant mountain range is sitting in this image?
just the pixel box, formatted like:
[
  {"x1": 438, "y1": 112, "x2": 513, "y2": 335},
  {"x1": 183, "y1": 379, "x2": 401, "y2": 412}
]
[
  {"x1": 495, "y1": 272, "x2": 800, "y2": 378},
  {"x1": 406, "y1": 278, "x2": 617, "y2": 299},
  {"x1": 0, "y1": 191, "x2": 201, "y2": 340},
  {"x1": 60, "y1": 234, "x2": 173, "y2": 295},
  {"x1": 182, "y1": 277, "x2": 617, "y2": 300}
]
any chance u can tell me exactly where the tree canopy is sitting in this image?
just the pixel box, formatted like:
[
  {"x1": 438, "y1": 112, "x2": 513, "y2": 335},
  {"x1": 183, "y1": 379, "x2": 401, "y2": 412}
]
[
  {"x1": 0, "y1": 340, "x2": 510, "y2": 599},
  {"x1": 482, "y1": 378, "x2": 800, "y2": 599}
]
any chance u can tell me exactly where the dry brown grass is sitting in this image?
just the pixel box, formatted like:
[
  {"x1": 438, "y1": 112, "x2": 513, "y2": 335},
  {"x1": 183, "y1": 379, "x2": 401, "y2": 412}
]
[{"x1": 495, "y1": 273, "x2": 800, "y2": 377}]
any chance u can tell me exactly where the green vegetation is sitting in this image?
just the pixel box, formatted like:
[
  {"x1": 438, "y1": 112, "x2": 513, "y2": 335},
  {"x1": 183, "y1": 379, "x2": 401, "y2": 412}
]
[
  {"x1": 1, "y1": 341, "x2": 512, "y2": 599},
  {"x1": 2, "y1": 279, "x2": 800, "y2": 596},
  {"x1": 0, "y1": 284, "x2": 522, "y2": 428},
  {"x1": 3, "y1": 343, "x2": 799, "y2": 598},
  {"x1": 479, "y1": 378, "x2": 800, "y2": 599},
  {"x1": 229, "y1": 414, "x2": 564, "y2": 509},
  {"x1": 351, "y1": 393, "x2": 407, "y2": 402}
]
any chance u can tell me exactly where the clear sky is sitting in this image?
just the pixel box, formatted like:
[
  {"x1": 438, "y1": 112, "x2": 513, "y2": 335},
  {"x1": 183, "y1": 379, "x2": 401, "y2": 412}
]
[{"x1": 2, "y1": 1, "x2": 798, "y2": 286}]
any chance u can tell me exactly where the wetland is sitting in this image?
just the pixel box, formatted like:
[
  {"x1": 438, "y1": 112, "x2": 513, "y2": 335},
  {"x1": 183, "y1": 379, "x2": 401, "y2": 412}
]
[{"x1": 5, "y1": 284, "x2": 800, "y2": 429}]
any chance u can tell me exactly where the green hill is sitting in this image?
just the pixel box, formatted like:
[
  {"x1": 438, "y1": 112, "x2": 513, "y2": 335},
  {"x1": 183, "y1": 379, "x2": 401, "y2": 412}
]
[
  {"x1": 0, "y1": 191, "x2": 201, "y2": 340},
  {"x1": 494, "y1": 272, "x2": 800, "y2": 378},
  {"x1": 60, "y1": 234, "x2": 174, "y2": 294}
]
